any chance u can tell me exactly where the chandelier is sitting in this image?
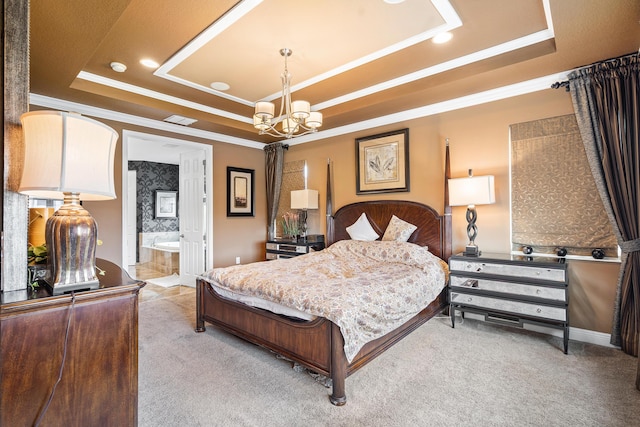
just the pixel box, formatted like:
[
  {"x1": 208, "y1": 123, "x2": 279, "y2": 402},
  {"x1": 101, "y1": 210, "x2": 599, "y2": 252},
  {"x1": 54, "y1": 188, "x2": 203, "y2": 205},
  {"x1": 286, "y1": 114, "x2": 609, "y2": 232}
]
[{"x1": 253, "y1": 48, "x2": 323, "y2": 139}]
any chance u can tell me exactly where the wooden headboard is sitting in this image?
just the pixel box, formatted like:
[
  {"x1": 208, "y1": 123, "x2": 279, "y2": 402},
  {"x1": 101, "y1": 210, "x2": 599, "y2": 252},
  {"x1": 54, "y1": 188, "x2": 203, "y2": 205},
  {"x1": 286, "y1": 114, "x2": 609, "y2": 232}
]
[
  {"x1": 327, "y1": 200, "x2": 452, "y2": 260},
  {"x1": 325, "y1": 142, "x2": 452, "y2": 260}
]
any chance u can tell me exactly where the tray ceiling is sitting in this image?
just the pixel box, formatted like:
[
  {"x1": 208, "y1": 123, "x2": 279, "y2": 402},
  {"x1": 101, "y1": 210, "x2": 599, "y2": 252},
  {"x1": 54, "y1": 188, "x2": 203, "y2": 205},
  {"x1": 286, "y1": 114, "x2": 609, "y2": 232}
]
[{"x1": 28, "y1": 0, "x2": 640, "y2": 146}]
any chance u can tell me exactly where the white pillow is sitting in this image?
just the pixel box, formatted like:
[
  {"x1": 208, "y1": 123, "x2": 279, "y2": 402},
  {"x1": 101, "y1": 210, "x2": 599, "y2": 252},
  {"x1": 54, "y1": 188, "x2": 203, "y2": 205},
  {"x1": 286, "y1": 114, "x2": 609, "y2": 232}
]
[
  {"x1": 346, "y1": 213, "x2": 379, "y2": 241},
  {"x1": 382, "y1": 215, "x2": 417, "y2": 242}
]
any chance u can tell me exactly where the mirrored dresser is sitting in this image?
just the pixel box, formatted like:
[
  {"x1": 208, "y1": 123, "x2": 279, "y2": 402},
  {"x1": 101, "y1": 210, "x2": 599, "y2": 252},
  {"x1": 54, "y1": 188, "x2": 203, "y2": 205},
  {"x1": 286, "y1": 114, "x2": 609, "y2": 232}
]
[{"x1": 449, "y1": 252, "x2": 569, "y2": 353}]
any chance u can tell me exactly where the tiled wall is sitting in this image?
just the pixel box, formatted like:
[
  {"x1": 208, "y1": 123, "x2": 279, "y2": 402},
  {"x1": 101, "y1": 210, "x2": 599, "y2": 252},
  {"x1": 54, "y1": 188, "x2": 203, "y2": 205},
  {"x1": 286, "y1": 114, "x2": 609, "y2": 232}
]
[{"x1": 129, "y1": 161, "x2": 179, "y2": 261}]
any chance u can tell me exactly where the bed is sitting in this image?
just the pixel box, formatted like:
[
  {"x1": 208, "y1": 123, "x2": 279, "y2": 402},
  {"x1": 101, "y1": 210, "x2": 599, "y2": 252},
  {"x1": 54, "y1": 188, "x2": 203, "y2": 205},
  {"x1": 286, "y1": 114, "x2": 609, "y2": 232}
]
[{"x1": 196, "y1": 150, "x2": 452, "y2": 406}]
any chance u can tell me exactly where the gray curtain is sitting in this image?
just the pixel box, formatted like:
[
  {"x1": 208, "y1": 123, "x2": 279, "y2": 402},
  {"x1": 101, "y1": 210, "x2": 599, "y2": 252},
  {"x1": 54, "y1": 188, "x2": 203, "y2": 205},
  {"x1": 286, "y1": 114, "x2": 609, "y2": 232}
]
[
  {"x1": 264, "y1": 143, "x2": 286, "y2": 239},
  {"x1": 568, "y1": 53, "x2": 639, "y2": 359}
]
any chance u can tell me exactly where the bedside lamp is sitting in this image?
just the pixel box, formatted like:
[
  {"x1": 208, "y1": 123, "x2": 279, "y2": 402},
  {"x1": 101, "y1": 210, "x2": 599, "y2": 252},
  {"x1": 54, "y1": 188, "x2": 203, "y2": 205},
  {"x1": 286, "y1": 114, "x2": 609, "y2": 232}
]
[
  {"x1": 448, "y1": 169, "x2": 495, "y2": 256},
  {"x1": 291, "y1": 189, "x2": 318, "y2": 237},
  {"x1": 19, "y1": 111, "x2": 118, "y2": 295}
]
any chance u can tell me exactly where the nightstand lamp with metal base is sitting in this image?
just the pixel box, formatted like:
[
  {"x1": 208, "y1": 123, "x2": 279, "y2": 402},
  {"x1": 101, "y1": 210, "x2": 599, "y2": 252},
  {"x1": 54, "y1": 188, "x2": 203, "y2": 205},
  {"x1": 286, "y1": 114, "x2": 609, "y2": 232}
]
[
  {"x1": 448, "y1": 169, "x2": 495, "y2": 256},
  {"x1": 291, "y1": 189, "x2": 318, "y2": 238},
  {"x1": 19, "y1": 111, "x2": 118, "y2": 295}
]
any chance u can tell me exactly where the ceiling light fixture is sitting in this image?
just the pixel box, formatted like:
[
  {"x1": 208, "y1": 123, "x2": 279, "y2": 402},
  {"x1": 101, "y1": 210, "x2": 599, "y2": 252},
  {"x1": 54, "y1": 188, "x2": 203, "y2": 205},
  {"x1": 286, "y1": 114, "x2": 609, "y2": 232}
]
[
  {"x1": 140, "y1": 58, "x2": 159, "y2": 68},
  {"x1": 432, "y1": 31, "x2": 453, "y2": 44},
  {"x1": 210, "y1": 81, "x2": 230, "y2": 91},
  {"x1": 110, "y1": 62, "x2": 127, "y2": 72},
  {"x1": 253, "y1": 48, "x2": 322, "y2": 139}
]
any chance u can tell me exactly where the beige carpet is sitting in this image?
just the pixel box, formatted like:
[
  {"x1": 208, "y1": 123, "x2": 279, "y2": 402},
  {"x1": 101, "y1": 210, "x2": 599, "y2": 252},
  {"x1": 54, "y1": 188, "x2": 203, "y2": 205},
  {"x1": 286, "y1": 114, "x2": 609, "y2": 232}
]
[{"x1": 138, "y1": 291, "x2": 640, "y2": 427}]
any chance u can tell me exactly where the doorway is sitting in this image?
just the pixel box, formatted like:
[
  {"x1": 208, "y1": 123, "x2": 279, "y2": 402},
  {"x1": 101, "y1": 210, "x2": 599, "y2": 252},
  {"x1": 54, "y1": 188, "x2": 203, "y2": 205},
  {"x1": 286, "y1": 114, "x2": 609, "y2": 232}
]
[{"x1": 121, "y1": 130, "x2": 213, "y2": 287}]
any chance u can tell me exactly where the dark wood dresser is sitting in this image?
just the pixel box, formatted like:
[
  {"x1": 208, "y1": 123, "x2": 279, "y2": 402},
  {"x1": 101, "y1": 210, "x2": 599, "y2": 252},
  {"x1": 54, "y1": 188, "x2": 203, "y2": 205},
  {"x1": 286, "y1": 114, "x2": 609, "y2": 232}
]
[{"x1": 0, "y1": 259, "x2": 144, "y2": 427}]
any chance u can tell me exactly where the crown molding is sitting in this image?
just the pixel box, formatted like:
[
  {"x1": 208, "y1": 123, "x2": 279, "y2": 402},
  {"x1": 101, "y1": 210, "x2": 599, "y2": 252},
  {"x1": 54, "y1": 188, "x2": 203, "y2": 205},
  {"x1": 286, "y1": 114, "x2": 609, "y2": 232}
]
[
  {"x1": 28, "y1": 93, "x2": 264, "y2": 149},
  {"x1": 30, "y1": 69, "x2": 570, "y2": 149}
]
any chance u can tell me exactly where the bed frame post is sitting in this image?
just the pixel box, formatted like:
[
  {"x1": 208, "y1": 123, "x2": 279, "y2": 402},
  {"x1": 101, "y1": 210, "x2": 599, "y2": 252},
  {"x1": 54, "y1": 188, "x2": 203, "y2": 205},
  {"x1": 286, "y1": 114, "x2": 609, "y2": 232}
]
[
  {"x1": 329, "y1": 322, "x2": 347, "y2": 406},
  {"x1": 443, "y1": 139, "x2": 453, "y2": 260},
  {"x1": 195, "y1": 279, "x2": 206, "y2": 332},
  {"x1": 326, "y1": 158, "x2": 335, "y2": 246}
]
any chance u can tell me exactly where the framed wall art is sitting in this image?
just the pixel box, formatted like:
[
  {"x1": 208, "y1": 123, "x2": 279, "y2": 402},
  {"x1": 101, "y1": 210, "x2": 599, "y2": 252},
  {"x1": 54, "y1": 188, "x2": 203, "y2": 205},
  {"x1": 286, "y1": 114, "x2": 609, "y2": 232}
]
[
  {"x1": 356, "y1": 128, "x2": 410, "y2": 194},
  {"x1": 155, "y1": 190, "x2": 178, "y2": 218},
  {"x1": 227, "y1": 166, "x2": 255, "y2": 217}
]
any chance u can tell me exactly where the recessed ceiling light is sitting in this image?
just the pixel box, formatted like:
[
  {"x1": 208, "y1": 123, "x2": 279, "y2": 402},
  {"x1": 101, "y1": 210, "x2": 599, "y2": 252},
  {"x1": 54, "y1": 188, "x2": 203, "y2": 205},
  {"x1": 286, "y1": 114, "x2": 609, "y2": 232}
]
[
  {"x1": 210, "y1": 82, "x2": 230, "y2": 91},
  {"x1": 383, "y1": 0, "x2": 405, "y2": 4},
  {"x1": 110, "y1": 62, "x2": 127, "y2": 73},
  {"x1": 432, "y1": 31, "x2": 453, "y2": 44},
  {"x1": 140, "y1": 58, "x2": 159, "y2": 68}
]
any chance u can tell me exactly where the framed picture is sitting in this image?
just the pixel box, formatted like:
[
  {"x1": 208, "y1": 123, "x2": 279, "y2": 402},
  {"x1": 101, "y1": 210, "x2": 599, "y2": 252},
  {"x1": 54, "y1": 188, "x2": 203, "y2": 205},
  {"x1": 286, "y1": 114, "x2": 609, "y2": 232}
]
[
  {"x1": 356, "y1": 128, "x2": 410, "y2": 194},
  {"x1": 227, "y1": 166, "x2": 255, "y2": 217},
  {"x1": 155, "y1": 190, "x2": 178, "y2": 218}
]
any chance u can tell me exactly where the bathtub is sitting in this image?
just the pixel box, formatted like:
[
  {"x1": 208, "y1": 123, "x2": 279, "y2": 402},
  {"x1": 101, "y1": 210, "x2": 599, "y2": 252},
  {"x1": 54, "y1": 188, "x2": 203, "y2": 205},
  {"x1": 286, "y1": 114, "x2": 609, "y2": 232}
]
[
  {"x1": 154, "y1": 241, "x2": 180, "y2": 252},
  {"x1": 139, "y1": 240, "x2": 180, "y2": 275}
]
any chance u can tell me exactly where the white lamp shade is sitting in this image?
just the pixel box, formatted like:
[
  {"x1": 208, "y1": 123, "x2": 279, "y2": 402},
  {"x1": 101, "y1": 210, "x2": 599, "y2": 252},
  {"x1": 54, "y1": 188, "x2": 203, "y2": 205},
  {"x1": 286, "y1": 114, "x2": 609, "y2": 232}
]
[
  {"x1": 255, "y1": 101, "x2": 275, "y2": 119},
  {"x1": 253, "y1": 114, "x2": 271, "y2": 130},
  {"x1": 282, "y1": 118, "x2": 299, "y2": 134},
  {"x1": 19, "y1": 111, "x2": 118, "y2": 201},
  {"x1": 448, "y1": 175, "x2": 495, "y2": 206},
  {"x1": 291, "y1": 100, "x2": 310, "y2": 119},
  {"x1": 291, "y1": 189, "x2": 319, "y2": 210},
  {"x1": 305, "y1": 111, "x2": 323, "y2": 129}
]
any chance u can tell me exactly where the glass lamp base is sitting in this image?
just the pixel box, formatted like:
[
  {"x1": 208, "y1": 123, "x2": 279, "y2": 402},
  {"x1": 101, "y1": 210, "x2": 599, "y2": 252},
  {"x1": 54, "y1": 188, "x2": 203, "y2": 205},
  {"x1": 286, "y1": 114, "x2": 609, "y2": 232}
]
[{"x1": 44, "y1": 192, "x2": 100, "y2": 295}]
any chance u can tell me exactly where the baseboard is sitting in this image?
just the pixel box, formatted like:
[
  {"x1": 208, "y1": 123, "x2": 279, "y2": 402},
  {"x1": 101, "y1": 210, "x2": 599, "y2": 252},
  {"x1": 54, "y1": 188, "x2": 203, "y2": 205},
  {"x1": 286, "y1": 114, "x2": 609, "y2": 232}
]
[{"x1": 462, "y1": 313, "x2": 619, "y2": 349}]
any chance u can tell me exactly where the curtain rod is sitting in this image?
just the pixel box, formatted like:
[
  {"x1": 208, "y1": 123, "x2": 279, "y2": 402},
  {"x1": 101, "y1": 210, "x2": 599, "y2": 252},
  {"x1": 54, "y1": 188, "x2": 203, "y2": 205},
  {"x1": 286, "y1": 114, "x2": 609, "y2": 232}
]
[
  {"x1": 263, "y1": 142, "x2": 289, "y2": 150},
  {"x1": 551, "y1": 81, "x2": 570, "y2": 91},
  {"x1": 551, "y1": 50, "x2": 638, "y2": 92}
]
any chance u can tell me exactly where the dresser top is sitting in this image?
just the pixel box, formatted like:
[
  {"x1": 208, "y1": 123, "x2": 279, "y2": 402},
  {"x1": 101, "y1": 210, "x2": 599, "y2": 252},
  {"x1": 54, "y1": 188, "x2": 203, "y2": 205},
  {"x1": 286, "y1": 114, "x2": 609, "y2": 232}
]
[
  {"x1": 450, "y1": 252, "x2": 567, "y2": 269},
  {"x1": 1, "y1": 259, "x2": 143, "y2": 306},
  {"x1": 268, "y1": 234, "x2": 325, "y2": 244}
]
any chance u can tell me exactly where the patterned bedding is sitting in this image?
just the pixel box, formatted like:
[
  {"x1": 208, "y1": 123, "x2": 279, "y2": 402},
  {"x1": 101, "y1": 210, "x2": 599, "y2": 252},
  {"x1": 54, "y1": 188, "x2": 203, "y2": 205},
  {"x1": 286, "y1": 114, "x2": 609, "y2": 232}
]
[{"x1": 199, "y1": 240, "x2": 448, "y2": 362}]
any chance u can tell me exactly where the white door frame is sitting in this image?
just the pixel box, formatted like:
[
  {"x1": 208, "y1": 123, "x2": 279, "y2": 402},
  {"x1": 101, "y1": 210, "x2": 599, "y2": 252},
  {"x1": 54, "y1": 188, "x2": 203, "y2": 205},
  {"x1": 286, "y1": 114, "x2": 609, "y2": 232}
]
[
  {"x1": 121, "y1": 130, "x2": 214, "y2": 273},
  {"x1": 126, "y1": 170, "x2": 137, "y2": 266}
]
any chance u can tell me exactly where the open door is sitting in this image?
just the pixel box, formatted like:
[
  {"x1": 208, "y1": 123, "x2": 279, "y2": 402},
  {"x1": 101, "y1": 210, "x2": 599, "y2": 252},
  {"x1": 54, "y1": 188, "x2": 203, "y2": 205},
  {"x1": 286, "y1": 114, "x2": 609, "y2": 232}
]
[{"x1": 179, "y1": 150, "x2": 206, "y2": 286}]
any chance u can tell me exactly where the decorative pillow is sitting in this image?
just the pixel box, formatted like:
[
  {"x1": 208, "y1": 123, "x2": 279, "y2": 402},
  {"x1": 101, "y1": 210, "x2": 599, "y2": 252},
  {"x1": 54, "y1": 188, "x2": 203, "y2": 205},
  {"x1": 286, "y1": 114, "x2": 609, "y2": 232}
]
[
  {"x1": 346, "y1": 213, "x2": 379, "y2": 241},
  {"x1": 382, "y1": 215, "x2": 417, "y2": 242}
]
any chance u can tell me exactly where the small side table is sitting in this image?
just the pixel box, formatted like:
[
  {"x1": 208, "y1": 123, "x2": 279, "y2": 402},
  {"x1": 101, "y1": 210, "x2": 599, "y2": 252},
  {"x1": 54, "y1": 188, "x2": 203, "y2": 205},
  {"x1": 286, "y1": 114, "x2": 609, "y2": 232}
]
[{"x1": 266, "y1": 235, "x2": 325, "y2": 260}]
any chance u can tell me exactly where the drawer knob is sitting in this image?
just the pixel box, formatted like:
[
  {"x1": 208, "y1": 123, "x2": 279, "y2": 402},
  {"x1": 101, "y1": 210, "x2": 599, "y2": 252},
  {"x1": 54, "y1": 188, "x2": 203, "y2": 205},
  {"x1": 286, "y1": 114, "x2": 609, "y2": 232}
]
[
  {"x1": 536, "y1": 289, "x2": 541, "y2": 295},
  {"x1": 467, "y1": 297, "x2": 473, "y2": 302},
  {"x1": 536, "y1": 308, "x2": 542, "y2": 313}
]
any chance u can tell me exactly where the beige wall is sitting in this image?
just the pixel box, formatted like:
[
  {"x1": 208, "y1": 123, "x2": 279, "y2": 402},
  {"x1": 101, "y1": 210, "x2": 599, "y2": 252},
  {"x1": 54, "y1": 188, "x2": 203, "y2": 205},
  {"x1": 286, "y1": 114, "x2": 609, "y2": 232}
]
[
  {"x1": 80, "y1": 87, "x2": 619, "y2": 334},
  {"x1": 209, "y1": 142, "x2": 267, "y2": 267},
  {"x1": 286, "y1": 89, "x2": 620, "y2": 334}
]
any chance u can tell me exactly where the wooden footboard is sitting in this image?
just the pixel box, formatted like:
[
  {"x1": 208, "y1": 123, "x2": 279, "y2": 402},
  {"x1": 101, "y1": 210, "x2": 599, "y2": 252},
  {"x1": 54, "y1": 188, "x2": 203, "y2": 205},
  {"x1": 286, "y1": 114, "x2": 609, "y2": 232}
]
[
  {"x1": 196, "y1": 278, "x2": 448, "y2": 405},
  {"x1": 196, "y1": 279, "x2": 333, "y2": 375}
]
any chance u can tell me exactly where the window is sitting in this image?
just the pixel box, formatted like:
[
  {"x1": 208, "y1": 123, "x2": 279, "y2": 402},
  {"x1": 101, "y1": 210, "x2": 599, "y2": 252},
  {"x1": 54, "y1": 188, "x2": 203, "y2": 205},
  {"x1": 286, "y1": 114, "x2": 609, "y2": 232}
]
[{"x1": 510, "y1": 115, "x2": 617, "y2": 257}]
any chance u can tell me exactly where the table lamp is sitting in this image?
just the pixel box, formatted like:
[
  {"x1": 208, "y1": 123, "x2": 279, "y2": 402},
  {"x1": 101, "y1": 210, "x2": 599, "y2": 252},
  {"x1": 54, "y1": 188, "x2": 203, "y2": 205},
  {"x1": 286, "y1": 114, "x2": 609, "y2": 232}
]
[
  {"x1": 448, "y1": 169, "x2": 495, "y2": 256},
  {"x1": 291, "y1": 189, "x2": 318, "y2": 238},
  {"x1": 19, "y1": 111, "x2": 118, "y2": 295}
]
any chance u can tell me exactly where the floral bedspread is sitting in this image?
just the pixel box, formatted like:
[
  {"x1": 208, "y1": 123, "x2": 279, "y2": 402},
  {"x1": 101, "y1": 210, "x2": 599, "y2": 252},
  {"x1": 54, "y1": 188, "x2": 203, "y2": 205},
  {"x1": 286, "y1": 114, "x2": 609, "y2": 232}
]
[{"x1": 199, "y1": 240, "x2": 448, "y2": 362}]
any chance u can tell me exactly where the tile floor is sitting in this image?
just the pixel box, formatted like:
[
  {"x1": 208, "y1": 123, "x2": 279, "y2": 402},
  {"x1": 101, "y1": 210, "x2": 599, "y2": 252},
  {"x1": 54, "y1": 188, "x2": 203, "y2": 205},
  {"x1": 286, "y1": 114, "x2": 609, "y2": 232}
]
[{"x1": 128, "y1": 264, "x2": 195, "y2": 303}]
